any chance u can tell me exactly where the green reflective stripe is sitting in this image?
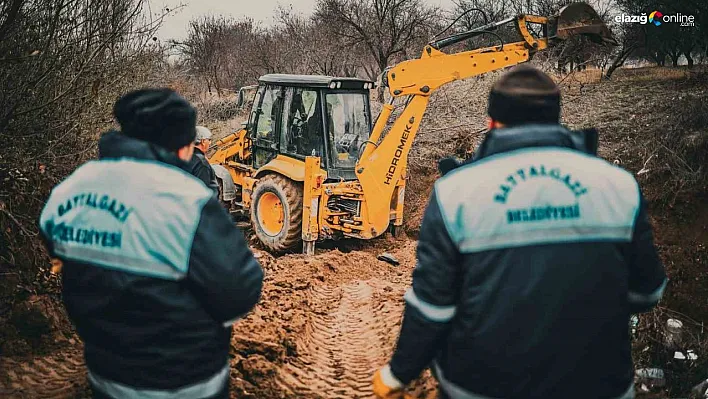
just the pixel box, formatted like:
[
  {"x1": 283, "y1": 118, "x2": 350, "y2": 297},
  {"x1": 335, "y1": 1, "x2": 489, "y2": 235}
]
[
  {"x1": 457, "y1": 225, "x2": 633, "y2": 253},
  {"x1": 404, "y1": 288, "x2": 456, "y2": 323},
  {"x1": 88, "y1": 364, "x2": 229, "y2": 399},
  {"x1": 54, "y1": 243, "x2": 186, "y2": 281},
  {"x1": 629, "y1": 278, "x2": 668, "y2": 305}
]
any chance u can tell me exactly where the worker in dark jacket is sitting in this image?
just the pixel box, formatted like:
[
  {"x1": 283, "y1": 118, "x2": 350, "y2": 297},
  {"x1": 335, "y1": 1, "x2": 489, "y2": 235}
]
[
  {"x1": 373, "y1": 65, "x2": 667, "y2": 399},
  {"x1": 39, "y1": 88, "x2": 263, "y2": 399},
  {"x1": 188, "y1": 125, "x2": 219, "y2": 194}
]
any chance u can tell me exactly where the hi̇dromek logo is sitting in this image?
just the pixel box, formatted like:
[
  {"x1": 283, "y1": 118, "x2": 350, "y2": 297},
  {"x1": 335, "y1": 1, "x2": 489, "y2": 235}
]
[{"x1": 615, "y1": 10, "x2": 695, "y2": 27}]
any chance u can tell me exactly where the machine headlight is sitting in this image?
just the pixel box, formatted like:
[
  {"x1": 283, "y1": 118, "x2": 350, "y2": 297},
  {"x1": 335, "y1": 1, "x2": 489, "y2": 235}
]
[
  {"x1": 329, "y1": 82, "x2": 337, "y2": 89},
  {"x1": 336, "y1": 82, "x2": 342, "y2": 89}
]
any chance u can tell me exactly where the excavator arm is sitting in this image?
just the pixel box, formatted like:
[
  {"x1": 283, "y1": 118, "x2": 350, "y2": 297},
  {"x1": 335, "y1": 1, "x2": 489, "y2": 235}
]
[{"x1": 355, "y1": 3, "x2": 616, "y2": 235}]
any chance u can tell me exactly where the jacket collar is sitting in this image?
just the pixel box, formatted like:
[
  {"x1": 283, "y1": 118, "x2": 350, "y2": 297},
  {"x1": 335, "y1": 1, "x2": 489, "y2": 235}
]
[
  {"x1": 473, "y1": 123, "x2": 586, "y2": 161},
  {"x1": 97, "y1": 130, "x2": 189, "y2": 171}
]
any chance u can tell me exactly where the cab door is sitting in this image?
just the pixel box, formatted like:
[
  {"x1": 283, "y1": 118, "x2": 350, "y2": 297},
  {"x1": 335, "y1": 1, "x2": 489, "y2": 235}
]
[
  {"x1": 279, "y1": 87, "x2": 326, "y2": 164},
  {"x1": 250, "y1": 85, "x2": 285, "y2": 168}
]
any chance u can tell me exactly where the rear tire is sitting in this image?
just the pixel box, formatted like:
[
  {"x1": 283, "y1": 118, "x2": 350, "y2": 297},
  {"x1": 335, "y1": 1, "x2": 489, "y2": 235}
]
[{"x1": 250, "y1": 174, "x2": 303, "y2": 253}]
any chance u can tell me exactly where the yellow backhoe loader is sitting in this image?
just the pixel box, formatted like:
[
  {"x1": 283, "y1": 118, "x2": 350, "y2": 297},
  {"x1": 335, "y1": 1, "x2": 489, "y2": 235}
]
[{"x1": 209, "y1": 3, "x2": 616, "y2": 254}]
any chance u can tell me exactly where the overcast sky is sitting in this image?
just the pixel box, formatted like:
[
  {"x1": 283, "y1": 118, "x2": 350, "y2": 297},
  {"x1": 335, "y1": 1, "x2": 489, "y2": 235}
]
[{"x1": 155, "y1": 0, "x2": 457, "y2": 41}]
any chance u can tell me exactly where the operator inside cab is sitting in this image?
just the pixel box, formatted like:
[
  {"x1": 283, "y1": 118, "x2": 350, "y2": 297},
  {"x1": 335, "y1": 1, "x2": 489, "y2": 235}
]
[
  {"x1": 374, "y1": 65, "x2": 667, "y2": 399},
  {"x1": 286, "y1": 89, "x2": 324, "y2": 158}
]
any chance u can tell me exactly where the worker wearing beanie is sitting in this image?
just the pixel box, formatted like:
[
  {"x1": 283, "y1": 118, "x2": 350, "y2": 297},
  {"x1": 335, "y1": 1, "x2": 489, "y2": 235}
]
[
  {"x1": 39, "y1": 88, "x2": 263, "y2": 399},
  {"x1": 374, "y1": 65, "x2": 667, "y2": 399}
]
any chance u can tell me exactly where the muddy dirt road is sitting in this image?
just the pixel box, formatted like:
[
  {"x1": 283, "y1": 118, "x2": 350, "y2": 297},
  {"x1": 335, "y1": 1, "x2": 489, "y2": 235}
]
[
  {"x1": 0, "y1": 239, "x2": 437, "y2": 399},
  {"x1": 228, "y1": 240, "x2": 437, "y2": 399}
]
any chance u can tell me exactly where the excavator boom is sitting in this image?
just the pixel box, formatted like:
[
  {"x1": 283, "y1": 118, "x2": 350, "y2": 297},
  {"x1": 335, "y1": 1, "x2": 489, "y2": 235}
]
[
  {"x1": 355, "y1": 3, "x2": 616, "y2": 235},
  {"x1": 207, "y1": 3, "x2": 615, "y2": 254}
]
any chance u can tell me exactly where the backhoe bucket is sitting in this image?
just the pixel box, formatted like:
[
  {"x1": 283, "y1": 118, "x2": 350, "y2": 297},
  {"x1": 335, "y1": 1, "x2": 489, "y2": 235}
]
[{"x1": 549, "y1": 3, "x2": 618, "y2": 46}]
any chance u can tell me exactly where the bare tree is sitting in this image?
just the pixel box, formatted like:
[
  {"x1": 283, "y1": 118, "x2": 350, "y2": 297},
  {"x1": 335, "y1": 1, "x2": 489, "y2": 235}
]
[
  {"x1": 278, "y1": 7, "x2": 362, "y2": 77},
  {"x1": 315, "y1": 0, "x2": 438, "y2": 91},
  {"x1": 604, "y1": 22, "x2": 644, "y2": 79},
  {"x1": 452, "y1": 0, "x2": 510, "y2": 27},
  {"x1": 1, "y1": 0, "x2": 174, "y2": 321},
  {"x1": 174, "y1": 16, "x2": 258, "y2": 95}
]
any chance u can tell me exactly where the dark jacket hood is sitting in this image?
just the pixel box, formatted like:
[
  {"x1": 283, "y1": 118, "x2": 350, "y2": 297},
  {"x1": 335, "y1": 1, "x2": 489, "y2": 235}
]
[
  {"x1": 98, "y1": 130, "x2": 190, "y2": 170},
  {"x1": 438, "y1": 124, "x2": 599, "y2": 176},
  {"x1": 474, "y1": 123, "x2": 598, "y2": 161}
]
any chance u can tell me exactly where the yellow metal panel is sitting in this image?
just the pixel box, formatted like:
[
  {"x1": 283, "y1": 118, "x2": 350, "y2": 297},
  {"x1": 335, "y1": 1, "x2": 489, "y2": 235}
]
[
  {"x1": 386, "y1": 45, "x2": 531, "y2": 97},
  {"x1": 226, "y1": 167, "x2": 248, "y2": 189},
  {"x1": 302, "y1": 156, "x2": 325, "y2": 242},
  {"x1": 516, "y1": 15, "x2": 549, "y2": 50},
  {"x1": 242, "y1": 177, "x2": 257, "y2": 208},
  {"x1": 209, "y1": 129, "x2": 248, "y2": 164},
  {"x1": 356, "y1": 95, "x2": 429, "y2": 236},
  {"x1": 256, "y1": 155, "x2": 314, "y2": 181},
  {"x1": 392, "y1": 172, "x2": 406, "y2": 226},
  {"x1": 360, "y1": 102, "x2": 394, "y2": 160},
  {"x1": 523, "y1": 15, "x2": 548, "y2": 24}
]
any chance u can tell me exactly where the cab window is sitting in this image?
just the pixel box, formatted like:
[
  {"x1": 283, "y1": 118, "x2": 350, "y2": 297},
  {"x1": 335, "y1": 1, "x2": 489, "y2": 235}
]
[
  {"x1": 255, "y1": 85, "x2": 283, "y2": 143},
  {"x1": 326, "y1": 92, "x2": 370, "y2": 169},
  {"x1": 282, "y1": 88, "x2": 324, "y2": 158}
]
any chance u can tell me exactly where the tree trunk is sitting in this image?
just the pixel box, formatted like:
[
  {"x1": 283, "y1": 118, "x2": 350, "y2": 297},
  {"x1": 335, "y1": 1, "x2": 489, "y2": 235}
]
[
  {"x1": 604, "y1": 46, "x2": 635, "y2": 80},
  {"x1": 604, "y1": 63, "x2": 620, "y2": 80},
  {"x1": 376, "y1": 58, "x2": 387, "y2": 103},
  {"x1": 213, "y1": 68, "x2": 222, "y2": 97},
  {"x1": 652, "y1": 51, "x2": 666, "y2": 66},
  {"x1": 671, "y1": 54, "x2": 679, "y2": 67},
  {"x1": 685, "y1": 52, "x2": 694, "y2": 68}
]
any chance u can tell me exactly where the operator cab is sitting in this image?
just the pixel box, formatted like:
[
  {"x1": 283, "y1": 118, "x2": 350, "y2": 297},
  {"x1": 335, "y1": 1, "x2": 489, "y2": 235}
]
[{"x1": 248, "y1": 74, "x2": 375, "y2": 180}]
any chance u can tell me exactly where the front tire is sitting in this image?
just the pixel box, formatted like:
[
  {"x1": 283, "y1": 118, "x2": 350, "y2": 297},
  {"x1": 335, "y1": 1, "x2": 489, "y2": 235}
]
[{"x1": 250, "y1": 174, "x2": 303, "y2": 253}]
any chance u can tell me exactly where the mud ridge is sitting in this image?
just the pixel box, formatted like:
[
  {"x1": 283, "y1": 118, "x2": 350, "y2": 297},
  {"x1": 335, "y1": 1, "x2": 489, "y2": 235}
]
[
  {"x1": 277, "y1": 280, "x2": 403, "y2": 398},
  {"x1": 0, "y1": 348, "x2": 88, "y2": 398}
]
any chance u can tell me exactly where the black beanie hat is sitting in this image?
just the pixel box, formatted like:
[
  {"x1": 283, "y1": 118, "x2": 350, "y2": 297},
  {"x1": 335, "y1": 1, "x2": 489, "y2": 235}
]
[
  {"x1": 113, "y1": 88, "x2": 197, "y2": 151},
  {"x1": 488, "y1": 65, "x2": 561, "y2": 126}
]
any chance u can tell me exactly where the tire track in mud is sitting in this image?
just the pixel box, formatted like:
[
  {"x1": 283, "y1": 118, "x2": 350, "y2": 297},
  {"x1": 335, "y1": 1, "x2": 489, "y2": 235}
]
[
  {"x1": 277, "y1": 279, "x2": 404, "y2": 398},
  {"x1": 0, "y1": 348, "x2": 89, "y2": 399}
]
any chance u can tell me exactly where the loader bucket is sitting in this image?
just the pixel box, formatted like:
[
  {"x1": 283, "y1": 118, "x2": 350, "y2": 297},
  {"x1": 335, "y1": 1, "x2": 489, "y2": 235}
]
[{"x1": 549, "y1": 2, "x2": 618, "y2": 46}]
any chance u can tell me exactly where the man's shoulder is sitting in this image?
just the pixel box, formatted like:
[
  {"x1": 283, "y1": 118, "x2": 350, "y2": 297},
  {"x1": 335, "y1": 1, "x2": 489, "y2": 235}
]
[
  {"x1": 187, "y1": 152, "x2": 202, "y2": 166},
  {"x1": 189, "y1": 151, "x2": 212, "y2": 169},
  {"x1": 52, "y1": 158, "x2": 212, "y2": 204},
  {"x1": 197, "y1": 153, "x2": 213, "y2": 170},
  {"x1": 437, "y1": 147, "x2": 637, "y2": 193}
]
